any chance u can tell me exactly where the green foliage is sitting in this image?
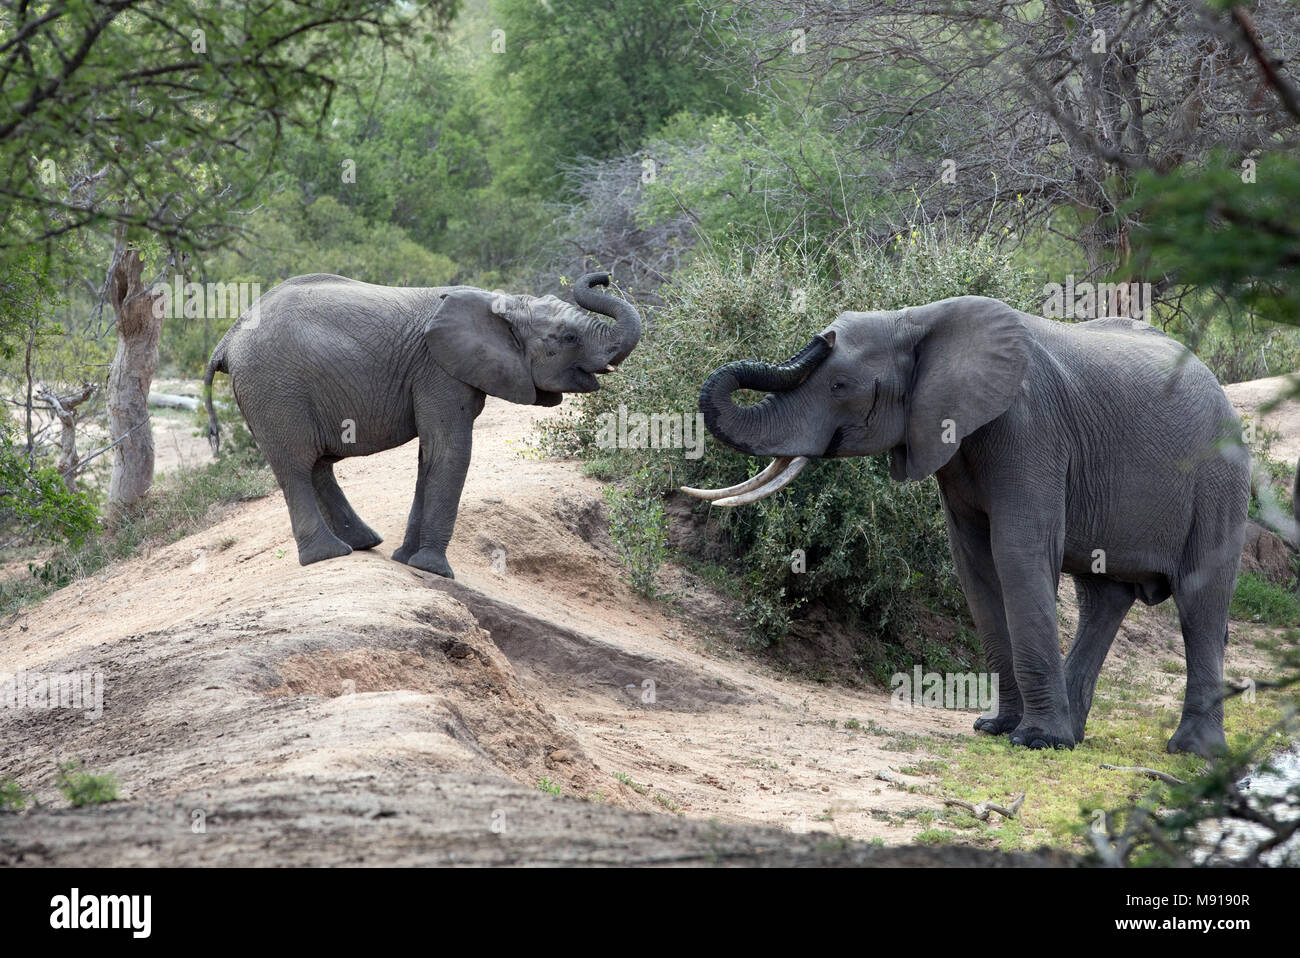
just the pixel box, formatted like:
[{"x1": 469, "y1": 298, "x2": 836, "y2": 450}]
[
  {"x1": 0, "y1": 778, "x2": 26, "y2": 811},
  {"x1": 1130, "y1": 152, "x2": 1300, "y2": 329},
  {"x1": 1231, "y1": 573, "x2": 1300, "y2": 627},
  {"x1": 543, "y1": 234, "x2": 1034, "y2": 656},
  {"x1": 55, "y1": 761, "x2": 119, "y2": 807},
  {"x1": 488, "y1": 0, "x2": 750, "y2": 195},
  {"x1": 0, "y1": 422, "x2": 98, "y2": 549},
  {"x1": 536, "y1": 777, "x2": 562, "y2": 795},
  {"x1": 603, "y1": 472, "x2": 669, "y2": 597},
  {"x1": 0, "y1": 0, "x2": 459, "y2": 254}
]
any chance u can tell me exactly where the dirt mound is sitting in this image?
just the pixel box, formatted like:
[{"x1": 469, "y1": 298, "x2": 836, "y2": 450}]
[{"x1": 4, "y1": 372, "x2": 1298, "y2": 864}]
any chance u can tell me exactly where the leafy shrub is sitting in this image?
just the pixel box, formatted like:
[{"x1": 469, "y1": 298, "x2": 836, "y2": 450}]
[
  {"x1": 0, "y1": 421, "x2": 98, "y2": 549},
  {"x1": 541, "y1": 234, "x2": 1036, "y2": 655},
  {"x1": 55, "y1": 761, "x2": 119, "y2": 807},
  {"x1": 0, "y1": 778, "x2": 26, "y2": 811},
  {"x1": 603, "y1": 471, "x2": 669, "y2": 597}
]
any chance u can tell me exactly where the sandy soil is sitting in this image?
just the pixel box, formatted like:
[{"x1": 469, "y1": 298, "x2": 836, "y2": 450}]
[
  {"x1": 1224, "y1": 374, "x2": 1300, "y2": 465},
  {"x1": 0, "y1": 375, "x2": 1293, "y2": 866}
]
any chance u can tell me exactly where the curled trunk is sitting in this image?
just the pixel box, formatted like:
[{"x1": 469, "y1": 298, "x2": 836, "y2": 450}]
[
  {"x1": 574, "y1": 272, "x2": 641, "y2": 364},
  {"x1": 698, "y1": 336, "x2": 831, "y2": 455}
]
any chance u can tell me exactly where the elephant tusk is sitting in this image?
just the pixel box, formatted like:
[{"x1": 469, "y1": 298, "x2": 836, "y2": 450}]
[
  {"x1": 601, "y1": 364, "x2": 619, "y2": 373},
  {"x1": 711, "y1": 456, "x2": 809, "y2": 507},
  {"x1": 680, "y1": 456, "x2": 793, "y2": 501}
]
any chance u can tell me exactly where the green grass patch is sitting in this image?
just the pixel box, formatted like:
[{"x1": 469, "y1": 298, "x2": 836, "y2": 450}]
[
  {"x1": 1231, "y1": 573, "x2": 1300, "y2": 627},
  {"x1": 923, "y1": 692, "x2": 1285, "y2": 852}
]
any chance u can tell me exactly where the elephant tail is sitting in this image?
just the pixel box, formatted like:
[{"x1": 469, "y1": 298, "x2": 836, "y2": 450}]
[{"x1": 203, "y1": 344, "x2": 226, "y2": 456}]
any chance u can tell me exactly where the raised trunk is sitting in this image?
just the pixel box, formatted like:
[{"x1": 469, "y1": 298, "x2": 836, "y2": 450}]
[
  {"x1": 105, "y1": 239, "x2": 164, "y2": 526},
  {"x1": 573, "y1": 272, "x2": 641, "y2": 364},
  {"x1": 698, "y1": 337, "x2": 830, "y2": 455}
]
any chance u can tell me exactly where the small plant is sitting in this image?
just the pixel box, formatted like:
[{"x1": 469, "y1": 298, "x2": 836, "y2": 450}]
[
  {"x1": 55, "y1": 761, "x2": 119, "y2": 807},
  {"x1": 654, "y1": 792, "x2": 682, "y2": 813},
  {"x1": 0, "y1": 778, "x2": 26, "y2": 811},
  {"x1": 536, "y1": 777, "x2": 562, "y2": 795},
  {"x1": 603, "y1": 475, "x2": 668, "y2": 597},
  {"x1": 614, "y1": 771, "x2": 649, "y2": 794}
]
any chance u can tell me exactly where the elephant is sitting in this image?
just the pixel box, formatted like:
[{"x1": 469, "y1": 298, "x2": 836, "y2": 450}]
[
  {"x1": 683, "y1": 296, "x2": 1249, "y2": 757},
  {"x1": 203, "y1": 272, "x2": 640, "y2": 577}
]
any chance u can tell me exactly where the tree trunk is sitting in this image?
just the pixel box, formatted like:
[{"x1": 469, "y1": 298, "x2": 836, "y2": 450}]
[
  {"x1": 38, "y1": 384, "x2": 95, "y2": 492},
  {"x1": 105, "y1": 236, "x2": 163, "y2": 526}
]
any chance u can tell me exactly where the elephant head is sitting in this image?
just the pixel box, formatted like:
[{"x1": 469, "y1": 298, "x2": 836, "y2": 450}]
[
  {"x1": 424, "y1": 272, "x2": 641, "y2": 407},
  {"x1": 684, "y1": 296, "x2": 1031, "y2": 504}
]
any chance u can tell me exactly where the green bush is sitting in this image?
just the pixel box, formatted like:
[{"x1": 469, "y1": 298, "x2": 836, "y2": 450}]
[
  {"x1": 541, "y1": 234, "x2": 1036, "y2": 656},
  {"x1": 603, "y1": 471, "x2": 669, "y2": 597},
  {"x1": 0, "y1": 421, "x2": 98, "y2": 549},
  {"x1": 0, "y1": 778, "x2": 26, "y2": 811},
  {"x1": 55, "y1": 761, "x2": 119, "y2": 807}
]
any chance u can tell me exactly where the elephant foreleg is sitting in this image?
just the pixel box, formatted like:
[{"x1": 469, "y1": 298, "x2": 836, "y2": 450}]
[
  {"x1": 391, "y1": 445, "x2": 426, "y2": 565},
  {"x1": 1064, "y1": 576, "x2": 1136, "y2": 743},
  {"x1": 991, "y1": 514, "x2": 1075, "y2": 749},
  {"x1": 945, "y1": 512, "x2": 1023, "y2": 735},
  {"x1": 400, "y1": 422, "x2": 474, "y2": 579}
]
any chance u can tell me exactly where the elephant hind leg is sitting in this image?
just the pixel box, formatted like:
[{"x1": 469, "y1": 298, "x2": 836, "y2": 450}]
[
  {"x1": 1064, "y1": 576, "x2": 1136, "y2": 742},
  {"x1": 1168, "y1": 568, "x2": 1234, "y2": 757},
  {"x1": 264, "y1": 449, "x2": 351, "y2": 565},
  {"x1": 311, "y1": 458, "x2": 382, "y2": 550}
]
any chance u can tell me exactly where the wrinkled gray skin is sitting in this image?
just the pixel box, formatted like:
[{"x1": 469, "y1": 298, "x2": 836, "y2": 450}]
[
  {"x1": 698, "y1": 296, "x2": 1249, "y2": 757},
  {"x1": 204, "y1": 272, "x2": 639, "y2": 578}
]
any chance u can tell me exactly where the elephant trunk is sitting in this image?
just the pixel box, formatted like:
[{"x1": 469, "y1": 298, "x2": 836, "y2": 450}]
[
  {"x1": 698, "y1": 336, "x2": 831, "y2": 456},
  {"x1": 574, "y1": 272, "x2": 641, "y2": 366}
]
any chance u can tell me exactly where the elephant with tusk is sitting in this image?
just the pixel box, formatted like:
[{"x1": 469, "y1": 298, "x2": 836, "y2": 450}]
[
  {"x1": 684, "y1": 296, "x2": 1249, "y2": 758},
  {"x1": 204, "y1": 272, "x2": 640, "y2": 577}
]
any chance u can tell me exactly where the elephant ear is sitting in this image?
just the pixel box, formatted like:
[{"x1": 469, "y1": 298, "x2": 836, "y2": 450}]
[
  {"x1": 422, "y1": 289, "x2": 537, "y2": 405},
  {"x1": 896, "y1": 296, "x2": 1031, "y2": 480}
]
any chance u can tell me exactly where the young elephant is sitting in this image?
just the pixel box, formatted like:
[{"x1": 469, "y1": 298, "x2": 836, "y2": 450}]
[
  {"x1": 204, "y1": 272, "x2": 639, "y2": 577},
  {"x1": 684, "y1": 296, "x2": 1249, "y2": 757}
]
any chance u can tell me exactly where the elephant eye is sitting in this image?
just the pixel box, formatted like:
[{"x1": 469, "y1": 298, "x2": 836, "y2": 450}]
[
  {"x1": 831, "y1": 381, "x2": 846, "y2": 392},
  {"x1": 562, "y1": 332, "x2": 579, "y2": 346}
]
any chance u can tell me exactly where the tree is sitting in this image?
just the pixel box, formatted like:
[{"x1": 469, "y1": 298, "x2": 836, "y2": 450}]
[
  {"x1": 0, "y1": 0, "x2": 458, "y2": 517},
  {"x1": 488, "y1": 0, "x2": 750, "y2": 195},
  {"x1": 707, "y1": 0, "x2": 1299, "y2": 277}
]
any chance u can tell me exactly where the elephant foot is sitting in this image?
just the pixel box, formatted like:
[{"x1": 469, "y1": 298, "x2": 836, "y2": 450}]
[
  {"x1": 296, "y1": 528, "x2": 353, "y2": 566},
  {"x1": 391, "y1": 544, "x2": 415, "y2": 564},
  {"x1": 404, "y1": 548, "x2": 455, "y2": 579},
  {"x1": 1167, "y1": 716, "x2": 1226, "y2": 758},
  {"x1": 335, "y1": 521, "x2": 383, "y2": 551},
  {"x1": 973, "y1": 712, "x2": 1022, "y2": 736},
  {"x1": 1008, "y1": 719, "x2": 1077, "y2": 751}
]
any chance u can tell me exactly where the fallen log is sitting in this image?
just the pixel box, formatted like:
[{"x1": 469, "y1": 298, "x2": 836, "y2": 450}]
[{"x1": 148, "y1": 391, "x2": 199, "y2": 411}]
